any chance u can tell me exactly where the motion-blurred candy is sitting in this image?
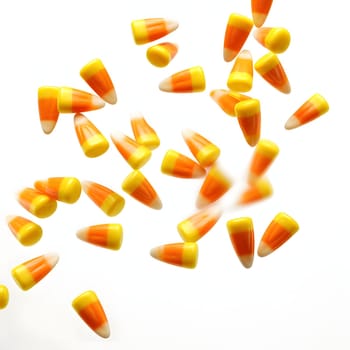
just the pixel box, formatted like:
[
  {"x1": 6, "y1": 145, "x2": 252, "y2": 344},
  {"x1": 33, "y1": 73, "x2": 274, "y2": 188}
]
[
  {"x1": 237, "y1": 178, "x2": 273, "y2": 205},
  {"x1": 7, "y1": 215, "x2": 43, "y2": 246},
  {"x1": 0, "y1": 285, "x2": 9, "y2": 309},
  {"x1": 150, "y1": 242, "x2": 198, "y2": 268},
  {"x1": 251, "y1": 0, "x2": 273, "y2": 27},
  {"x1": 227, "y1": 50, "x2": 253, "y2": 92},
  {"x1": 254, "y1": 27, "x2": 291, "y2": 54},
  {"x1": 11, "y1": 253, "x2": 59, "y2": 291},
  {"x1": 38, "y1": 86, "x2": 59, "y2": 134},
  {"x1": 76, "y1": 224, "x2": 123, "y2": 250},
  {"x1": 159, "y1": 66, "x2": 205, "y2": 93},
  {"x1": 72, "y1": 290, "x2": 110, "y2": 338},
  {"x1": 284, "y1": 93, "x2": 329, "y2": 130},
  {"x1": 210, "y1": 89, "x2": 250, "y2": 117},
  {"x1": 146, "y1": 42, "x2": 178, "y2": 67},
  {"x1": 74, "y1": 113, "x2": 109, "y2": 158},
  {"x1": 80, "y1": 58, "x2": 117, "y2": 104}
]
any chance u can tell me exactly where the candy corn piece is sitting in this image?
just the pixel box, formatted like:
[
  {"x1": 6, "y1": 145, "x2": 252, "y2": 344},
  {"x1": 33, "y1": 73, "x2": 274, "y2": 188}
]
[
  {"x1": 227, "y1": 217, "x2": 254, "y2": 268},
  {"x1": 57, "y1": 87, "x2": 105, "y2": 113},
  {"x1": 147, "y1": 42, "x2": 178, "y2": 67},
  {"x1": 196, "y1": 165, "x2": 233, "y2": 208},
  {"x1": 76, "y1": 224, "x2": 123, "y2": 250},
  {"x1": 74, "y1": 113, "x2": 109, "y2": 158},
  {"x1": 210, "y1": 89, "x2": 250, "y2": 117},
  {"x1": 7, "y1": 215, "x2": 43, "y2": 246},
  {"x1": 122, "y1": 170, "x2": 162, "y2": 210},
  {"x1": 258, "y1": 212, "x2": 299, "y2": 257},
  {"x1": 248, "y1": 139, "x2": 279, "y2": 183},
  {"x1": 17, "y1": 188, "x2": 57, "y2": 218},
  {"x1": 223, "y1": 13, "x2": 253, "y2": 62},
  {"x1": 72, "y1": 290, "x2": 110, "y2": 338},
  {"x1": 110, "y1": 131, "x2": 152, "y2": 169},
  {"x1": 0, "y1": 285, "x2": 9, "y2": 309},
  {"x1": 254, "y1": 52, "x2": 291, "y2": 94},
  {"x1": 161, "y1": 150, "x2": 206, "y2": 178},
  {"x1": 150, "y1": 242, "x2": 198, "y2": 268},
  {"x1": 254, "y1": 27, "x2": 291, "y2": 54},
  {"x1": 130, "y1": 112, "x2": 160, "y2": 150},
  {"x1": 251, "y1": 0, "x2": 273, "y2": 27},
  {"x1": 159, "y1": 66, "x2": 206, "y2": 93},
  {"x1": 38, "y1": 86, "x2": 59, "y2": 134},
  {"x1": 227, "y1": 50, "x2": 253, "y2": 92},
  {"x1": 131, "y1": 18, "x2": 178, "y2": 45},
  {"x1": 34, "y1": 177, "x2": 81, "y2": 204},
  {"x1": 182, "y1": 129, "x2": 220, "y2": 167},
  {"x1": 235, "y1": 99, "x2": 261, "y2": 147},
  {"x1": 285, "y1": 94, "x2": 329, "y2": 130},
  {"x1": 177, "y1": 205, "x2": 222, "y2": 242},
  {"x1": 82, "y1": 181, "x2": 125, "y2": 217},
  {"x1": 80, "y1": 58, "x2": 117, "y2": 104},
  {"x1": 237, "y1": 178, "x2": 273, "y2": 205},
  {"x1": 11, "y1": 253, "x2": 59, "y2": 291}
]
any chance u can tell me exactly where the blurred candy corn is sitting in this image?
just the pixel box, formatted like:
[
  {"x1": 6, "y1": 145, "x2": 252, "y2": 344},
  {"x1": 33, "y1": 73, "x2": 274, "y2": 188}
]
[
  {"x1": 0, "y1": 285, "x2": 9, "y2": 309},
  {"x1": 38, "y1": 86, "x2": 59, "y2": 134},
  {"x1": 251, "y1": 0, "x2": 273, "y2": 27},
  {"x1": 237, "y1": 178, "x2": 273, "y2": 205},
  {"x1": 7, "y1": 215, "x2": 43, "y2": 246},
  {"x1": 254, "y1": 27, "x2": 291, "y2": 54},
  {"x1": 147, "y1": 42, "x2": 178, "y2": 67},
  {"x1": 227, "y1": 50, "x2": 253, "y2": 92},
  {"x1": 210, "y1": 89, "x2": 250, "y2": 117}
]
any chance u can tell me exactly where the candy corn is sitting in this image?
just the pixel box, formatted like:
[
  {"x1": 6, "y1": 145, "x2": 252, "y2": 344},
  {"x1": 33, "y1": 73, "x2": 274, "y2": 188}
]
[
  {"x1": 196, "y1": 165, "x2": 233, "y2": 208},
  {"x1": 74, "y1": 113, "x2": 109, "y2": 158},
  {"x1": 159, "y1": 66, "x2": 206, "y2": 93},
  {"x1": 254, "y1": 52, "x2": 291, "y2": 94},
  {"x1": 34, "y1": 177, "x2": 81, "y2": 204},
  {"x1": 17, "y1": 188, "x2": 57, "y2": 218},
  {"x1": 254, "y1": 27, "x2": 291, "y2": 54},
  {"x1": 210, "y1": 89, "x2": 250, "y2": 117},
  {"x1": 284, "y1": 93, "x2": 329, "y2": 130},
  {"x1": 57, "y1": 87, "x2": 105, "y2": 113},
  {"x1": 223, "y1": 13, "x2": 253, "y2": 62},
  {"x1": 0, "y1": 285, "x2": 9, "y2": 309},
  {"x1": 11, "y1": 253, "x2": 59, "y2": 291},
  {"x1": 248, "y1": 139, "x2": 279, "y2": 183},
  {"x1": 150, "y1": 242, "x2": 198, "y2": 268},
  {"x1": 235, "y1": 98, "x2": 261, "y2": 147},
  {"x1": 72, "y1": 290, "x2": 110, "y2": 338},
  {"x1": 7, "y1": 215, "x2": 43, "y2": 246},
  {"x1": 177, "y1": 206, "x2": 222, "y2": 242},
  {"x1": 182, "y1": 129, "x2": 220, "y2": 167},
  {"x1": 122, "y1": 170, "x2": 162, "y2": 210},
  {"x1": 82, "y1": 181, "x2": 125, "y2": 217},
  {"x1": 227, "y1": 50, "x2": 253, "y2": 92},
  {"x1": 237, "y1": 178, "x2": 273, "y2": 205},
  {"x1": 38, "y1": 86, "x2": 59, "y2": 134},
  {"x1": 251, "y1": 0, "x2": 273, "y2": 27},
  {"x1": 130, "y1": 112, "x2": 160, "y2": 150},
  {"x1": 76, "y1": 224, "x2": 123, "y2": 250},
  {"x1": 131, "y1": 18, "x2": 178, "y2": 45},
  {"x1": 258, "y1": 212, "x2": 299, "y2": 257},
  {"x1": 146, "y1": 42, "x2": 178, "y2": 67},
  {"x1": 110, "y1": 131, "x2": 152, "y2": 169},
  {"x1": 161, "y1": 150, "x2": 206, "y2": 178},
  {"x1": 226, "y1": 217, "x2": 254, "y2": 268},
  {"x1": 80, "y1": 58, "x2": 117, "y2": 104}
]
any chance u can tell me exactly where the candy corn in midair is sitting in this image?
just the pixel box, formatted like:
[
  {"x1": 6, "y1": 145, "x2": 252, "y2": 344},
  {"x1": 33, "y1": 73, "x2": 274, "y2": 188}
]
[
  {"x1": 38, "y1": 86, "x2": 59, "y2": 134},
  {"x1": 147, "y1": 42, "x2": 178, "y2": 67},
  {"x1": 251, "y1": 0, "x2": 273, "y2": 27},
  {"x1": 223, "y1": 13, "x2": 253, "y2": 62},
  {"x1": 76, "y1": 224, "x2": 123, "y2": 250},
  {"x1": 284, "y1": 94, "x2": 329, "y2": 130},
  {"x1": 159, "y1": 66, "x2": 206, "y2": 93},
  {"x1": 7, "y1": 215, "x2": 43, "y2": 246},
  {"x1": 11, "y1": 253, "x2": 59, "y2": 291},
  {"x1": 82, "y1": 181, "x2": 125, "y2": 217},
  {"x1": 227, "y1": 50, "x2": 253, "y2": 92},
  {"x1": 131, "y1": 18, "x2": 179, "y2": 45},
  {"x1": 227, "y1": 217, "x2": 255, "y2": 268},
  {"x1": 254, "y1": 27, "x2": 291, "y2": 54},
  {"x1": 72, "y1": 290, "x2": 110, "y2": 338},
  {"x1": 237, "y1": 178, "x2": 273, "y2": 205},
  {"x1": 74, "y1": 113, "x2": 109, "y2": 158},
  {"x1": 150, "y1": 242, "x2": 198, "y2": 268},
  {"x1": 57, "y1": 87, "x2": 105, "y2": 113},
  {"x1": 161, "y1": 150, "x2": 206, "y2": 178},
  {"x1": 122, "y1": 170, "x2": 162, "y2": 210},
  {"x1": 0, "y1": 285, "x2": 9, "y2": 309},
  {"x1": 34, "y1": 177, "x2": 82, "y2": 204},
  {"x1": 258, "y1": 212, "x2": 299, "y2": 257},
  {"x1": 80, "y1": 58, "x2": 117, "y2": 104},
  {"x1": 110, "y1": 131, "x2": 152, "y2": 169}
]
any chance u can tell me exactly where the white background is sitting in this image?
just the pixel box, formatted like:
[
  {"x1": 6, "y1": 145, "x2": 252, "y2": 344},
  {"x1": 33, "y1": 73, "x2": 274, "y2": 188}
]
[{"x1": 0, "y1": 0, "x2": 348, "y2": 349}]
